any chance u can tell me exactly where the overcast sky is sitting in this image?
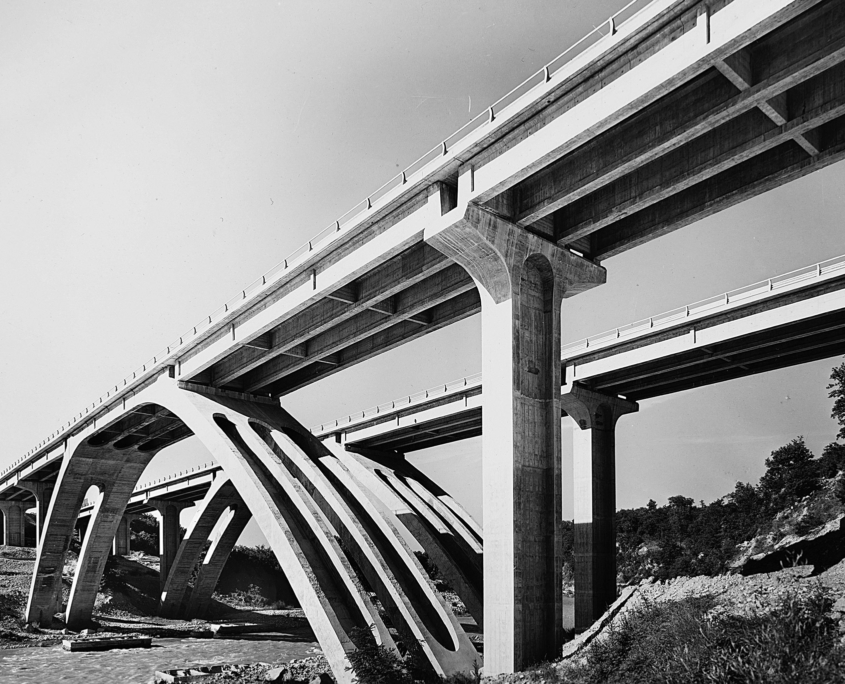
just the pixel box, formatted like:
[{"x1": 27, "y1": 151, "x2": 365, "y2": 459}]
[{"x1": 2, "y1": 1, "x2": 844, "y2": 545}]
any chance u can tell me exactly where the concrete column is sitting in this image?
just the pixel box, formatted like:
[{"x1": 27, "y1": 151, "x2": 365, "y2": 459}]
[
  {"x1": 0, "y1": 501, "x2": 27, "y2": 547},
  {"x1": 560, "y1": 385, "x2": 637, "y2": 632},
  {"x1": 425, "y1": 194, "x2": 605, "y2": 673},
  {"x1": 18, "y1": 481, "x2": 56, "y2": 543},
  {"x1": 75, "y1": 516, "x2": 90, "y2": 545},
  {"x1": 111, "y1": 513, "x2": 138, "y2": 557},
  {"x1": 147, "y1": 500, "x2": 191, "y2": 592}
]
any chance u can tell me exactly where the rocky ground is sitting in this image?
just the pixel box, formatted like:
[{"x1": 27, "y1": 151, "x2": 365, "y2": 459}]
[
  {"x1": 0, "y1": 545, "x2": 335, "y2": 681},
  {"x1": 480, "y1": 555, "x2": 845, "y2": 683}
]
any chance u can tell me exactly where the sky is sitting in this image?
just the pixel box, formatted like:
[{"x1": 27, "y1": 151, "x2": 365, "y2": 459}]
[{"x1": 1, "y1": 1, "x2": 844, "y2": 546}]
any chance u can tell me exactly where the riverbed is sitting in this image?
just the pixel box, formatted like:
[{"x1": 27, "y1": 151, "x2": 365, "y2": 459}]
[{"x1": 0, "y1": 633, "x2": 322, "y2": 684}]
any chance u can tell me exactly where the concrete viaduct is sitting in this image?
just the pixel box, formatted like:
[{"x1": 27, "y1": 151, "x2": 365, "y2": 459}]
[{"x1": 3, "y1": 0, "x2": 845, "y2": 678}]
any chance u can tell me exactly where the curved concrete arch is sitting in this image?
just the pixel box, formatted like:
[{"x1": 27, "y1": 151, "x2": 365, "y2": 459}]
[
  {"x1": 138, "y1": 380, "x2": 399, "y2": 684},
  {"x1": 185, "y1": 498, "x2": 251, "y2": 619},
  {"x1": 26, "y1": 428, "x2": 159, "y2": 627},
  {"x1": 159, "y1": 473, "x2": 251, "y2": 619},
  {"x1": 29, "y1": 375, "x2": 479, "y2": 681},
  {"x1": 253, "y1": 422, "x2": 477, "y2": 675},
  {"x1": 324, "y1": 442, "x2": 484, "y2": 627}
]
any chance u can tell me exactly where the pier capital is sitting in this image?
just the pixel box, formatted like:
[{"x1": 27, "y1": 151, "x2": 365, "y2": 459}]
[{"x1": 424, "y1": 193, "x2": 605, "y2": 304}]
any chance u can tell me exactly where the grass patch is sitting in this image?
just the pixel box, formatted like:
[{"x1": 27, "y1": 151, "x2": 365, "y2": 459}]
[{"x1": 558, "y1": 587, "x2": 845, "y2": 683}]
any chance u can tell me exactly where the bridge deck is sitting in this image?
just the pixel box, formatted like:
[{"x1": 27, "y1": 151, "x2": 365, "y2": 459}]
[
  {"x1": 4, "y1": 250, "x2": 845, "y2": 511},
  {"x1": 5, "y1": 0, "x2": 845, "y2": 497}
]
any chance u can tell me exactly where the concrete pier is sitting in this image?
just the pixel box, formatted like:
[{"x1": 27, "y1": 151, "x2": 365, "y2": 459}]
[
  {"x1": 18, "y1": 481, "x2": 55, "y2": 543},
  {"x1": 561, "y1": 385, "x2": 637, "y2": 631},
  {"x1": 111, "y1": 513, "x2": 137, "y2": 557},
  {"x1": 0, "y1": 501, "x2": 27, "y2": 547},
  {"x1": 426, "y1": 192, "x2": 604, "y2": 674},
  {"x1": 148, "y1": 499, "x2": 191, "y2": 593}
]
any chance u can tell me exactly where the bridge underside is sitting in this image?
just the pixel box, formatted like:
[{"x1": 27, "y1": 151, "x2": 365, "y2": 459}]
[{"x1": 569, "y1": 279, "x2": 845, "y2": 400}]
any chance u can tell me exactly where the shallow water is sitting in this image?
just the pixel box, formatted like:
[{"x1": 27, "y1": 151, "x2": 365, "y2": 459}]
[{"x1": 0, "y1": 634, "x2": 322, "y2": 684}]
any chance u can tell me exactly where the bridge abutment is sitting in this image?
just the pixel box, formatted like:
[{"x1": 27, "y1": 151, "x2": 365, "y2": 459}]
[
  {"x1": 425, "y1": 195, "x2": 604, "y2": 673},
  {"x1": 560, "y1": 385, "x2": 637, "y2": 632}
]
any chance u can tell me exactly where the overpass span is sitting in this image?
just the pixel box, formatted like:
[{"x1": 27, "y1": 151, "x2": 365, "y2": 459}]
[
  {"x1": 5, "y1": 0, "x2": 845, "y2": 677},
  {"x1": 21, "y1": 247, "x2": 845, "y2": 584},
  {"x1": 7, "y1": 0, "x2": 845, "y2": 477}
]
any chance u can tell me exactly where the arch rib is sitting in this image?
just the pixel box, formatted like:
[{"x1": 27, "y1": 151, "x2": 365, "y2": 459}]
[{"x1": 159, "y1": 474, "x2": 250, "y2": 619}]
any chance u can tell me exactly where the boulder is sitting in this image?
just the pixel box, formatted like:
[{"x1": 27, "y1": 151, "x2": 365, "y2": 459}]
[
  {"x1": 739, "y1": 514, "x2": 845, "y2": 575},
  {"x1": 308, "y1": 674, "x2": 333, "y2": 684},
  {"x1": 264, "y1": 666, "x2": 292, "y2": 682}
]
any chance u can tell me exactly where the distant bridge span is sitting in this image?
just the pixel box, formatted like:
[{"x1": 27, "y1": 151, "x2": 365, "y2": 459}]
[{"x1": 2, "y1": 0, "x2": 845, "y2": 678}]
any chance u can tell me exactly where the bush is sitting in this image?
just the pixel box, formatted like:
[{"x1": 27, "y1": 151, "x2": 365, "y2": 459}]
[
  {"x1": 130, "y1": 514, "x2": 159, "y2": 555},
  {"x1": 214, "y1": 583, "x2": 269, "y2": 608},
  {"x1": 229, "y1": 545, "x2": 281, "y2": 573},
  {"x1": 345, "y1": 627, "x2": 414, "y2": 684}
]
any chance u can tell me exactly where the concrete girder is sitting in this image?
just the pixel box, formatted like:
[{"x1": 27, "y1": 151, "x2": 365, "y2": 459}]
[
  {"x1": 514, "y1": 15, "x2": 845, "y2": 233},
  {"x1": 159, "y1": 474, "x2": 251, "y2": 619},
  {"x1": 324, "y1": 442, "x2": 484, "y2": 627},
  {"x1": 593, "y1": 134, "x2": 845, "y2": 258},
  {"x1": 177, "y1": 188, "x2": 435, "y2": 381},
  {"x1": 469, "y1": 0, "x2": 826, "y2": 213},
  {"x1": 239, "y1": 264, "x2": 474, "y2": 393},
  {"x1": 267, "y1": 288, "x2": 481, "y2": 396},
  {"x1": 559, "y1": 385, "x2": 637, "y2": 632},
  {"x1": 565, "y1": 282, "x2": 845, "y2": 401},
  {"x1": 425, "y1": 194, "x2": 604, "y2": 674},
  {"x1": 209, "y1": 243, "x2": 452, "y2": 388},
  {"x1": 554, "y1": 68, "x2": 845, "y2": 241}
]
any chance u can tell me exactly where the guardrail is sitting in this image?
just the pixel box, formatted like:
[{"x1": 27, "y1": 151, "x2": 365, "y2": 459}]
[
  {"x1": 310, "y1": 372, "x2": 483, "y2": 434},
  {"x1": 2, "y1": 0, "x2": 655, "y2": 477},
  {"x1": 561, "y1": 253, "x2": 845, "y2": 358}
]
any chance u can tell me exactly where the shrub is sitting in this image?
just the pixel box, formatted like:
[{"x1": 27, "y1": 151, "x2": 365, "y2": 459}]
[
  {"x1": 345, "y1": 627, "x2": 413, "y2": 684},
  {"x1": 130, "y1": 513, "x2": 159, "y2": 555},
  {"x1": 229, "y1": 545, "x2": 281, "y2": 573},
  {"x1": 214, "y1": 583, "x2": 268, "y2": 608}
]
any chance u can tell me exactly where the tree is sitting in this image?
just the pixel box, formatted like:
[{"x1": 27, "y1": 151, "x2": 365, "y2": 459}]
[
  {"x1": 758, "y1": 436, "x2": 819, "y2": 506},
  {"x1": 829, "y1": 361, "x2": 845, "y2": 440}
]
